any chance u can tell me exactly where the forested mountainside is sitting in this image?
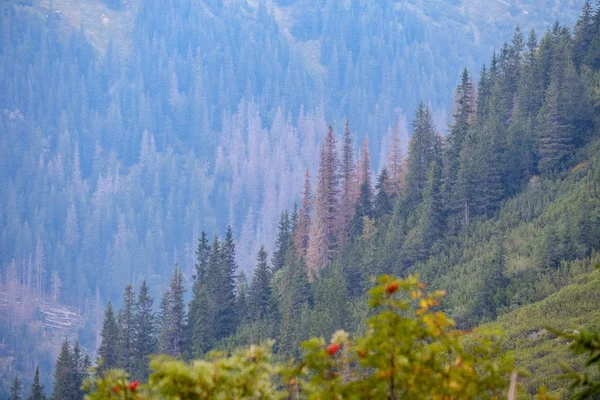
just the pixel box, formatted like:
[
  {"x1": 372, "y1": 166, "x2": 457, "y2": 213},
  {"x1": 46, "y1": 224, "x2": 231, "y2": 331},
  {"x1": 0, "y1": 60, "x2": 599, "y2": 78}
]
[
  {"x1": 27, "y1": 2, "x2": 600, "y2": 398},
  {"x1": 0, "y1": 0, "x2": 597, "y2": 397}
]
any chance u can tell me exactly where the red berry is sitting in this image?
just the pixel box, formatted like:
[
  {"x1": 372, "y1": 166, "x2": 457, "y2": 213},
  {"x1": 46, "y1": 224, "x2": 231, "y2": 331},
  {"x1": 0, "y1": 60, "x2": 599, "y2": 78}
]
[
  {"x1": 327, "y1": 343, "x2": 341, "y2": 356},
  {"x1": 386, "y1": 282, "x2": 399, "y2": 295},
  {"x1": 128, "y1": 380, "x2": 139, "y2": 391},
  {"x1": 111, "y1": 385, "x2": 122, "y2": 394}
]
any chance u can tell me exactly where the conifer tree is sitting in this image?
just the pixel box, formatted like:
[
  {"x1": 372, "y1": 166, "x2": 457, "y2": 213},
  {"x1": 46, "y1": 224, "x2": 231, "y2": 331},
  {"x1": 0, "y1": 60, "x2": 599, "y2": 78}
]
[
  {"x1": 446, "y1": 69, "x2": 475, "y2": 212},
  {"x1": 249, "y1": 246, "x2": 272, "y2": 321},
  {"x1": 235, "y1": 272, "x2": 249, "y2": 325},
  {"x1": 276, "y1": 248, "x2": 311, "y2": 356},
  {"x1": 117, "y1": 284, "x2": 135, "y2": 373},
  {"x1": 158, "y1": 290, "x2": 171, "y2": 356},
  {"x1": 9, "y1": 376, "x2": 22, "y2": 400},
  {"x1": 271, "y1": 212, "x2": 291, "y2": 273},
  {"x1": 133, "y1": 280, "x2": 156, "y2": 380},
  {"x1": 194, "y1": 232, "x2": 211, "y2": 283},
  {"x1": 188, "y1": 280, "x2": 212, "y2": 357},
  {"x1": 403, "y1": 138, "x2": 444, "y2": 264},
  {"x1": 293, "y1": 169, "x2": 312, "y2": 257},
  {"x1": 350, "y1": 182, "x2": 374, "y2": 239},
  {"x1": 506, "y1": 28, "x2": 540, "y2": 193},
  {"x1": 159, "y1": 267, "x2": 186, "y2": 358},
  {"x1": 357, "y1": 137, "x2": 372, "y2": 191},
  {"x1": 339, "y1": 120, "x2": 357, "y2": 243},
  {"x1": 187, "y1": 232, "x2": 210, "y2": 358},
  {"x1": 538, "y1": 81, "x2": 572, "y2": 174},
  {"x1": 403, "y1": 103, "x2": 438, "y2": 216},
  {"x1": 386, "y1": 125, "x2": 405, "y2": 197},
  {"x1": 52, "y1": 339, "x2": 76, "y2": 400},
  {"x1": 307, "y1": 125, "x2": 340, "y2": 276},
  {"x1": 417, "y1": 141, "x2": 445, "y2": 248},
  {"x1": 27, "y1": 366, "x2": 46, "y2": 400},
  {"x1": 72, "y1": 341, "x2": 89, "y2": 400},
  {"x1": 98, "y1": 302, "x2": 119, "y2": 374},
  {"x1": 202, "y1": 236, "x2": 222, "y2": 345},
  {"x1": 574, "y1": 0, "x2": 594, "y2": 68},
  {"x1": 312, "y1": 262, "x2": 350, "y2": 337},
  {"x1": 218, "y1": 227, "x2": 238, "y2": 339},
  {"x1": 374, "y1": 168, "x2": 393, "y2": 218}
]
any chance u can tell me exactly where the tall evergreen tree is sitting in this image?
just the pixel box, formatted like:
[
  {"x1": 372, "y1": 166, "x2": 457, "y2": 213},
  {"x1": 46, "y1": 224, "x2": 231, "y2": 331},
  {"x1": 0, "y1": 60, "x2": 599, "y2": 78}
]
[
  {"x1": 293, "y1": 169, "x2": 312, "y2": 257},
  {"x1": 194, "y1": 232, "x2": 211, "y2": 283},
  {"x1": 159, "y1": 267, "x2": 186, "y2": 358},
  {"x1": 52, "y1": 339, "x2": 76, "y2": 400},
  {"x1": 187, "y1": 232, "x2": 210, "y2": 358},
  {"x1": 357, "y1": 137, "x2": 372, "y2": 191},
  {"x1": 276, "y1": 248, "x2": 311, "y2": 356},
  {"x1": 374, "y1": 168, "x2": 393, "y2": 218},
  {"x1": 538, "y1": 81, "x2": 572, "y2": 174},
  {"x1": 9, "y1": 376, "x2": 22, "y2": 400},
  {"x1": 117, "y1": 284, "x2": 135, "y2": 373},
  {"x1": 218, "y1": 227, "x2": 238, "y2": 339},
  {"x1": 97, "y1": 302, "x2": 119, "y2": 374},
  {"x1": 403, "y1": 103, "x2": 438, "y2": 216},
  {"x1": 339, "y1": 120, "x2": 357, "y2": 240},
  {"x1": 27, "y1": 366, "x2": 46, "y2": 400},
  {"x1": 133, "y1": 280, "x2": 156, "y2": 380},
  {"x1": 271, "y1": 212, "x2": 291, "y2": 273},
  {"x1": 307, "y1": 125, "x2": 340, "y2": 276},
  {"x1": 582, "y1": 0, "x2": 600, "y2": 68},
  {"x1": 574, "y1": 0, "x2": 594, "y2": 68},
  {"x1": 72, "y1": 341, "x2": 89, "y2": 400},
  {"x1": 446, "y1": 68, "x2": 475, "y2": 213},
  {"x1": 249, "y1": 246, "x2": 272, "y2": 322},
  {"x1": 350, "y1": 182, "x2": 374, "y2": 238},
  {"x1": 235, "y1": 272, "x2": 250, "y2": 325},
  {"x1": 386, "y1": 124, "x2": 405, "y2": 198},
  {"x1": 403, "y1": 137, "x2": 444, "y2": 264}
]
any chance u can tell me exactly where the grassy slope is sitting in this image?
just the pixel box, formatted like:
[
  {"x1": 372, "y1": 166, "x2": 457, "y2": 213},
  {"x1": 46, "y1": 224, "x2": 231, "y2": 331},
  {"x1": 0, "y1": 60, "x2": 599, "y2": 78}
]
[{"x1": 487, "y1": 263, "x2": 600, "y2": 397}]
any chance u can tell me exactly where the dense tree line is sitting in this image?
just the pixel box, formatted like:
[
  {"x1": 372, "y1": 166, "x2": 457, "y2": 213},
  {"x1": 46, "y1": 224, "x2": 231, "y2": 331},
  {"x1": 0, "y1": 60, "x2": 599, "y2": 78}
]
[
  {"x1": 3, "y1": 1, "x2": 599, "y2": 397},
  {"x1": 87, "y1": 4, "x2": 600, "y2": 386}
]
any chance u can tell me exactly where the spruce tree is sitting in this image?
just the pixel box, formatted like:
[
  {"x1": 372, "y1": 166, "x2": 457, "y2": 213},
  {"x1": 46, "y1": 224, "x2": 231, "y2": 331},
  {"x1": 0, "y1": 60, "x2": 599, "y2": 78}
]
[
  {"x1": 293, "y1": 169, "x2": 312, "y2": 256},
  {"x1": 446, "y1": 68, "x2": 475, "y2": 214},
  {"x1": 403, "y1": 139, "x2": 444, "y2": 264},
  {"x1": 9, "y1": 376, "x2": 22, "y2": 400},
  {"x1": 159, "y1": 267, "x2": 186, "y2": 357},
  {"x1": 276, "y1": 248, "x2": 311, "y2": 356},
  {"x1": 374, "y1": 168, "x2": 393, "y2": 218},
  {"x1": 235, "y1": 272, "x2": 250, "y2": 325},
  {"x1": 538, "y1": 81, "x2": 572, "y2": 174},
  {"x1": 72, "y1": 341, "x2": 89, "y2": 400},
  {"x1": 158, "y1": 290, "x2": 171, "y2": 356},
  {"x1": 98, "y1": 302, "x2": 119, "y2": 374},
  {"x1": 52, "y1": 339, "x2": 76, "y2": 400},
  {"x1": 188, "y1": 280, "x2": 212, "y2": 357},
  {"x1": 249, "y1": 246, "x2": 272, "y2": 321},
  {"x1": 386, "y1": 125, "x2": 405, "y2": 197},
  {"x1": 187, "y1": 232, "x2": 210, "y2": 359},
  {"x1": 350, "y1": 182, "x2": 374, "y2": 238},
  {"x1": 403, "y1": 103, "x2": 438, "y2": 216},
  {"x1": 27, "y1": 366, "x2": 46, "y2": 400},
  {"x1": 271, "y1": 212, "x2": 291, "y2": 273},
  {"x1": 134, "y1": 280, "x2": 156, "y2": 380},
  {"x1": 218, "y1": 227, "x2": 238, "y2": 339},
  {"x1": 339, "y1": 120, "x2": 357, "y2": 239},
  {"x1": 307, "y1": 125, "x2": 340, "y2": 276},
  {"x1": 117, "y1": 284, "x2": 135, "y2": 373},
  {"x1": 574, "y1": 0, "x2": 593, "y2": 68},
  {"x1": 194, "y1": 232, "x2": 211, "y2": 284}
]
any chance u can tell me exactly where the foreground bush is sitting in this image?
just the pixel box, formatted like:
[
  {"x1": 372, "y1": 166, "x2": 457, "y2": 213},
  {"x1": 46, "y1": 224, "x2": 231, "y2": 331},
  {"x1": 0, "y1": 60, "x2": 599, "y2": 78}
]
[{"x1": 86, "y1": 275, "x2": 515, "y2": 399}]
